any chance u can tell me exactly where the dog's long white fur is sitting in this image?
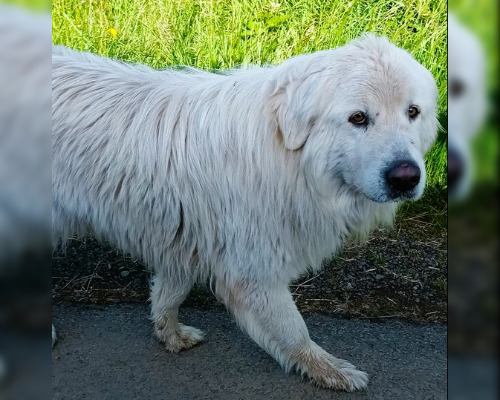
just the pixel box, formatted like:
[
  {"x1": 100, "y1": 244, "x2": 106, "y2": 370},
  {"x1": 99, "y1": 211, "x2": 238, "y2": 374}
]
[{"x1": 52, "y1": 35, "x2": 438, "y2": 391}]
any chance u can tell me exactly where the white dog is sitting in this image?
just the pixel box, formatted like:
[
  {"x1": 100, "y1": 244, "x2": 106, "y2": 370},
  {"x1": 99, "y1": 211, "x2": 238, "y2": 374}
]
[
  {"x1": 52, "y1": 35, "x2": 438, "y2": 391},
  {"x1": 448, "y1": 14, "x2": 487, "y2": 198}
]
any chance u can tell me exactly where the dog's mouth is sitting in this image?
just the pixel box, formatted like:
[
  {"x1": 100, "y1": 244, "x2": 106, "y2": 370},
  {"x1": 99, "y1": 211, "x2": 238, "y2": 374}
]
[
  {"x1": 361, "y1": 185, "x2": 420, "y2": 204},
  {"x1": 387, "y1": 188, "x2": 420, "y2": 202},
  {"x1": 332, "y1": 170, "x2": 421, "y2": 203}
]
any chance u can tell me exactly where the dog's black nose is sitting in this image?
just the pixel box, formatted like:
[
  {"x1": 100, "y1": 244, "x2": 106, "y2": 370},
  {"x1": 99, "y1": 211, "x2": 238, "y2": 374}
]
[
  {"x1": 385, "y1": 160, "x2": 421, "y2": 192},
  {"x1": 447, "y1": 148, "x2": 464, "y2": 193}
]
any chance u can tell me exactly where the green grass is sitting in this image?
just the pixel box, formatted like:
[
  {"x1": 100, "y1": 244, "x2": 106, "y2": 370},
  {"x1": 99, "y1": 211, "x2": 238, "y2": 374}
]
[
  {"x1": 397, "y1": 185, "x2": 447, "y2": 233},
  {"x1": 1, "y1": 0, "x2": 50, "y2": 11},
  {"x1": 52, "y1": 0, "x2": 448, "y2": 195}
]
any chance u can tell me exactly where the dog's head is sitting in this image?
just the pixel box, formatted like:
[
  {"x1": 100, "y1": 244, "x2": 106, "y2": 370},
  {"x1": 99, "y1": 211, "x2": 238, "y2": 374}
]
[
  {"x1": 448, "y1": 14, "x2": 487, "y2": 199},
  {"x1": 270, "y1": 34, "x2": 439, "y2": 204}
]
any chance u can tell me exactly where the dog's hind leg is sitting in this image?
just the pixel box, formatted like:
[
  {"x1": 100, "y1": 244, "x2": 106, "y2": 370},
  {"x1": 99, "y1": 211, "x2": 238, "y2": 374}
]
[
  {"x1": 52, "y1": 204, "x2": 89, "y2": 348},
  {"x1": 150, "y1": 268, "x2": 204, "y2": 352},
  {"x1": 219, "y1": 281, "x2": 368, "y2": 391}
]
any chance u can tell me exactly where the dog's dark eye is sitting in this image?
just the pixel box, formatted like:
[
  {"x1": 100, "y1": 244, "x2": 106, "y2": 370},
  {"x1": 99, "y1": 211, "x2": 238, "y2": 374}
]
[
  {"x1": 349, "y1": 112, "x2": 367, "y2": 126},
  {"x1": 408, "y1": 106, "x2": 420, "y2": 119}
]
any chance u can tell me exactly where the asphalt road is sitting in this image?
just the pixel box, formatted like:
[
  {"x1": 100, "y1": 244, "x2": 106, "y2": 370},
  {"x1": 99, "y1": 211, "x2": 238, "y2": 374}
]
[{"x1": 52, "y1": 303, "x2": 446, "y2": 400}]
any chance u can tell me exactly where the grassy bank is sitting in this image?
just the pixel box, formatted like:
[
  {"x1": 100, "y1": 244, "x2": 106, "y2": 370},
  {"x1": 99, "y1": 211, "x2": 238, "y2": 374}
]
[{"x1": 52, "y1": 0, "x2": 448, "y2": 197}]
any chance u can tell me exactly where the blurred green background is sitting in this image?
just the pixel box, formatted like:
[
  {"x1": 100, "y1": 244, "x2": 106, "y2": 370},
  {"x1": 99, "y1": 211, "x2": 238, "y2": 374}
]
[{"x1": 450, "y1": 0, "x2": 498, "y2": 185}]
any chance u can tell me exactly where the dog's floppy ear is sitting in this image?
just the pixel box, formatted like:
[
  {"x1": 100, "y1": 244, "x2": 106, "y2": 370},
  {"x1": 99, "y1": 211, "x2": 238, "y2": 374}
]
[{"x1": 270, "y1": 61, "x2": 321, "y2": 151}]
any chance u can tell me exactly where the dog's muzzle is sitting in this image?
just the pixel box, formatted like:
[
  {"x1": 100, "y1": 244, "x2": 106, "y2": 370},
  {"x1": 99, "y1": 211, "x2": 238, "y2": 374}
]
[{"x1": 385, "y1": 160, "x2": 421, "y2": 196}]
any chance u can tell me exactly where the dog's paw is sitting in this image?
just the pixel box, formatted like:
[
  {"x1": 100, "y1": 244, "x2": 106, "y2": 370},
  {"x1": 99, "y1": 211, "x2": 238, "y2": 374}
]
[
  {"x1": 309, "y1": 359, "x2": 368, "y2": 392},
  {"x1": 155, "y1": 323, "x2": 205, "y2": 353},
  {"x1": 292, "y1": 342, "x2": 369, "y2": 391}
]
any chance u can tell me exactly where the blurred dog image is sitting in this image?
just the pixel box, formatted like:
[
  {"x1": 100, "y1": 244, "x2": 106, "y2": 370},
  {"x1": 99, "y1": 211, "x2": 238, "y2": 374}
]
[
  {"x1": 448, "y1": 14, "x2": 487, "y2": 198},
  {"x1": 1, "y1": 6, "x2": 51, "y2": 399},
  {"x1": 52, "y1": 35, "x2": 438, "y2": 391}
]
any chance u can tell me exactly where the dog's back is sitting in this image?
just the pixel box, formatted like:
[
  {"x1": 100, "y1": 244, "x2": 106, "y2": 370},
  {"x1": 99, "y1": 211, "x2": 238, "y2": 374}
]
[{"x1": 53, "y1": 47, "x2": 186, "y2": 263}]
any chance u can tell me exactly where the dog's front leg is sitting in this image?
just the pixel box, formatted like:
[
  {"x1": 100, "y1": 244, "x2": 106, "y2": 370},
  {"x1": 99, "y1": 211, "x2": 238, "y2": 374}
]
[
  {"x1": 219, "y1": 281, "x2": 368, "y2": 391},
  {"x1": 150, "y1": 269, "x2": 204, "y2": 352}
]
